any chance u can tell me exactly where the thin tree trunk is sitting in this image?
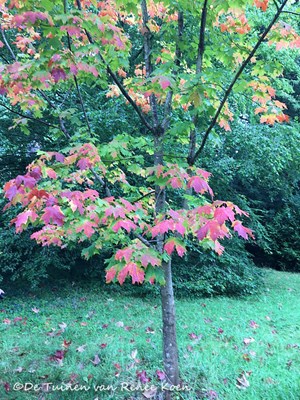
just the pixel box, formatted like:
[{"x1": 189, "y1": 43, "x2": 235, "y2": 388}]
[
  {"x1": 160, "y1": 260, "x2": 180, "y2": 390},
  {"x1": 153, "y1": 135, "x2": 180, "y2": 398}
]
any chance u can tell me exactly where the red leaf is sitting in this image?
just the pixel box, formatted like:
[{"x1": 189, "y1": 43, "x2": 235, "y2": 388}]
[
  {"x1": 136, "y1": 370, "x2": 151, "y2": 383},
  {"x1": 115, "y1": 248, "x2": 133, "y2": 262},
  {"x1": 156, "y1": 370, "x2": 166, "y2": 381},
  {"x1": 106, "y1": 267, "x2": 117, "y2": 283},
  {"x1": 164, "y1": 238, "x2": 186, "y2": 257},
  {"x1": 51, "y1": 67, "x2": 67, "y2": 83},
  {"x1": 187, "y1": 176, "x2": 214, "y2": 197},
  {"x1": 141, "y1": 253, "x2": 161, "y2": 267},
  {"x1": 111, "y1": 219, "x2": 137, "y2": 233},
  {"x1": 118, "y1": 262, "x2": 145, "y2": 285},
  {"x1": 159, "y1": 77, "x2": 171, "y2": 90},
  {"x1": 46, "y1": 168, "x2": 57, "y2": 179},
  {"x1": 42, "y1": 206, "x2": 65, "y2": 226},
  {"x1": 13, "y1": 210, "x2": 38, "y2": 232},
  {"x1": 232, "y1": 221, "x2": 254, "y2": 240},
  {"x1": 214, "y1": 207, "x2": 235, "y2": 224},
  {"x1": 77, "y1": 158, "x2": 92, "y2": 170},
  {"x1": 76, "y1": 221, "x2": 97, "y2": 238}
]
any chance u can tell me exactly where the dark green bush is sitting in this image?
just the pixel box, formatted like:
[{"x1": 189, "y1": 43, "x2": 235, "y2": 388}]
[{"x1": 172, "y1": 238, "x2": 264, "y2": 297}]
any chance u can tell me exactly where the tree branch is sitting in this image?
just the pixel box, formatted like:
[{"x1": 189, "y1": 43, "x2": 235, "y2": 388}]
[
  {"x1": 161, "y1": 11, "x2": 184, "y2": 131},
  {"x1": 189, "y1": 0, "x2": 289, "y2": 165},
  {"x1": 196, "y1": 0, "x2": 208, "y2": 74},
  {"x1": 141, "y1": 0, "x2": 159, "y2": 130},
  {"x1": 0, "y1": 102, "x2": 59, "y2": 128},
  {"x1": 187, "y1": 0, "x2": 208, "y2": 165},
  {"x1": 74, "y1": 0, "x2": 154, "y2": 133},
  {"x1": 0, "y1": 29, "x2": 17, "y2": 61},
  {"x1": 281, "y1": 10, "x2": 300, "y2": 16}
]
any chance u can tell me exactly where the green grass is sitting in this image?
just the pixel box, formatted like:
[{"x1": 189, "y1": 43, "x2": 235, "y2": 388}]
[{"x1": 0, "y1": 269, "x2": 299, "y2": 399}]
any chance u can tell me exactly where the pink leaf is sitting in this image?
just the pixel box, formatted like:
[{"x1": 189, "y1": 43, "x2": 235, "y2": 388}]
[
  {"x1": 115, "y1": 248, "x2": 134, "y2": 262},
  {"x1": 42, "y1": 206, "x2": 65, "y2": 226},
  {"x1": 106, "y1": 267, "x2": 117, "y2": 283},
  {"x1": 136, "y1": 370, "x2": 150, "y2": 383},
  {"x1": 232, "y1": 221, "x2": 254, "y2": 240},
  {"x1": 187, "y1": 176, "x2": 214, "y2": 197},
  {"x1": 156, "y1": 370, "x2": 166, "y2": 381},
  {"x1": 91, "y1": 354, "x2": 101, "y2": 366},
  {"x1": 159, "y1": 77, "x2": 171, "y2": 90},
  {"x1": 118, "y1": 262, "x2": 144, "y2": 285},
  {"x1": 141, "y1": 253, "x2": 161, "y2": 267}
]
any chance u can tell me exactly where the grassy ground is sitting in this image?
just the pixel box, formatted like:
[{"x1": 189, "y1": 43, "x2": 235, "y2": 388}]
[{"x1": 0, "y1": 269, "x2": 299, "y2": 400}]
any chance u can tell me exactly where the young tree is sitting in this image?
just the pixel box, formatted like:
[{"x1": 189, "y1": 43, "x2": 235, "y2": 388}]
[{"x1": 1, "y1": 0, "x2": 299, "y2": 396}]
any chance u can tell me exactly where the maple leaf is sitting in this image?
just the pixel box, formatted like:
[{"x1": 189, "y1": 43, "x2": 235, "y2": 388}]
[
  {"x1": 187, "y1": 176, "x2": 214, "y2": 197},
  {"x1": 77, "y1": 157, "x2": 92, "y2": 170},
  {"x1": 232, "y1": 221, "x2": 254, "y2": 240},
  {"x1": 118, "y1": 262, "x2": 145, "y2": 285},
  {"x1": 141, "y1": 252, "x2": 161, "y2": 267},
  {"x1": 136, "y1": 370, "x2": 151, "y2": 383},
  {"x1": 164, "y1": 238, "x2": 186, "y2": 257},
  {"x1": 76, "y1": 221, "x2": 97, "y2": 238},
  {"x1": 106, "y1": 267, "x2": 117, "y2": 283},
  {"x1": 254, "y1": 0, "x2": 269, "y2": 12},
  {"x1": 46, "y1": 168, "x2": 57, "y2": 179},
  {"x1": 115, "y1": 247, "x2": 134, "y2": 262},
  {"x1": 214, "y1": 207, "x2": 235, "y2": 224},
  {"x1": 156, "y1": 370, "x2": 166, "y2": 381},
  {"x1": 91, "y1": 354, "x2": 101, "y2": 366},
  {"x1": 13, "y1": 210, "x2": 38, "y2": 232},
  {"x1": 111, "y1": 219, "x2": 137, "y2": 233},
  {"x1": 51, "y1": 67, "x2": 67, "y2": 83},
  {"x1": 159, "y1": 76, "x2": 171, "y2": 90},
  {"x1": 42, "y1": 206, "x2": 65, "y2": 226}
]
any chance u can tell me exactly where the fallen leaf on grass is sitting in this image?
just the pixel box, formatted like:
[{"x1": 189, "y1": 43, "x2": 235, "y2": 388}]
[
  {"x1": 3, "y1": 382, "x2": 10, "y2": 392},
  {"x1": 115, "y1": 321, "x2": 124, "y2": 327},
  {"x1": 49, "y1": 350, "x2": 66, "y2": 365},
  {"x1": 76, "y1": 345, "x2": 87, "y2": 353},
  {"x1": 58, "y1": 322, "x2": 67, "y2": 331},
  {"x1": 189, "y1": 332, "x2": 203, "y2": 340},
  {"x1": 236, "y1": 372, "x2": 250, "y2": 390},
  {"x1": 243, "y1": 337, "x2": 255, "y2": 345},
  {"x1": 100, "y1": 343, "x2": 107, "y2": 349},
  {"x1": 156, "y1": 370, "x2": 166, "y2": 381},
  {"x1": 91, "y1": 354, "x2": 101, "y2": 366},
  {"x1": 249, "y1": 320, "x2": 259, "y2": 329},
  {"x1": 3, "y1": 318, "x2": 11, "y2": 325},
  {"x1": 143, "y1": 386, "x2": 157, "y2": 398},
  {"x1": 31, "y1": 307, "x2": 40, "y2": 314},
  {"x1": 137, "y1": 370, "x2": 151, "y2": 383},
  {"x1": 146, "y1": 326, "x2": 155, "y2": 334},
  {"x1": 46, "y1": 329, "x2": 62, "y2": 337},
  {"x1": 13, "y1": 367, "x2": 24, "y2": 373}
]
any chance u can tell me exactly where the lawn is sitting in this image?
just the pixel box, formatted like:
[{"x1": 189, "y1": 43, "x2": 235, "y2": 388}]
[{"x1": 0, "y1": 269, "x2": 299, "y2": 399}]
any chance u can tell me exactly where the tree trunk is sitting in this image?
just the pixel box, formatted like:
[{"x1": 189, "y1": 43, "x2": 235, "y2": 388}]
[{"x1": 160, "y1": 260, "x2": 180, "y2": 391}]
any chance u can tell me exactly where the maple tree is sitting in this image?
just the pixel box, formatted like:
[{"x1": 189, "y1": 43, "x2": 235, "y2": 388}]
[{"x1": 1, "y1": 0, "x2": 299, "y2": 396}]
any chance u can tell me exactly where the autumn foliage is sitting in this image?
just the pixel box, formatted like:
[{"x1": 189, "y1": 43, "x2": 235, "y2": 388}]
[{"x1": 4, "y1": 142, "x2": 254, "y2": 285}]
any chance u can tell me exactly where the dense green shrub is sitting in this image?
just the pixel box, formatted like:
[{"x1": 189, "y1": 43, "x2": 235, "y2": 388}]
[{"x1": 172, "y1": 238, "x2": 263, "y2": 297}]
